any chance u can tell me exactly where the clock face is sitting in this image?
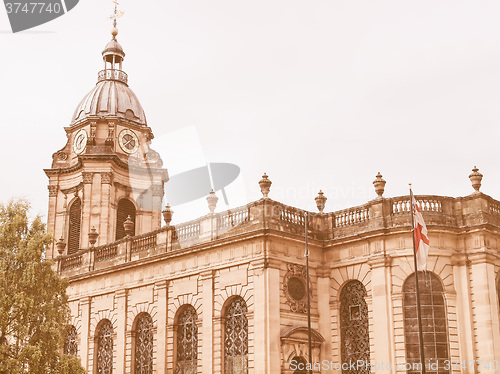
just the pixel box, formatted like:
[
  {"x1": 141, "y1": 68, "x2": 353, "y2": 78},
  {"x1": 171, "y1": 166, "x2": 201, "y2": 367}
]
[
  {"x1": 118, "y1": 129, "x2": 139, "y2": 154},
  {"x1": 73, "y1": 129, "x2": 88, "y2": 154}
]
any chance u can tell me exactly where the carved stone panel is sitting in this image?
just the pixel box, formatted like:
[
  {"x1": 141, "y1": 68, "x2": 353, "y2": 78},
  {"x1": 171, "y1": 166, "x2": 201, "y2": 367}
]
[{"x1": 283, "y1": 263, "x2": 311, "y2": 313}]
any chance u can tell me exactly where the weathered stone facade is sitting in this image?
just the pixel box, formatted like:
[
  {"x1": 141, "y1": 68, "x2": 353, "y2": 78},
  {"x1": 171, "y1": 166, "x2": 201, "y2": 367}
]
[{"x1": 46, "y1": 26, "x2": 500, "y2": 374}]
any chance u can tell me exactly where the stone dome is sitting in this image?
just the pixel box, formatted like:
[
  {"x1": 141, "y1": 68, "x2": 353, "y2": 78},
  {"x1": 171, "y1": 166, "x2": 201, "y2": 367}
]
[
  {"x1": 71, "y1": 33, "x2": 147, "y2": 126},
  {"x1": 71, "y1": 79, "x2": 147, "y2": 126}
]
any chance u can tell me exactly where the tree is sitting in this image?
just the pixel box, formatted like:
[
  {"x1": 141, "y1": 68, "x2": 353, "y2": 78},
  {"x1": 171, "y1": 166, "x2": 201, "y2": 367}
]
[{"x1": 0, "y1": 199, "x2": 85, "y2": 374}]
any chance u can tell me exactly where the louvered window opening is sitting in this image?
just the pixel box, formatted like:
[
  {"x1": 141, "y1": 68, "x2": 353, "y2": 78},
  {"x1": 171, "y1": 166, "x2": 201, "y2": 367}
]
[
  {"x1": 224, "y1": 297, "x2": 248, "y2": 374},
  {"x1": 176, "y1": 306, "x2": 198, "y2": 374},
  {"x1": 96, "y1": 320, "x2": 113, "y2": 374},
  {"x1": 135, "y1": 314, "x2": 153, "y2": 374},
  {"x1": 68, "y1": 198, "x2": 81, "y2": 254},
  {"x1": 116, "y1": 199, "x2": 136, "y2": 240},
  {"x1": 403, "y1": 272, "x2": 450, "y2": 374},
  {"x1": 340, "y1": 280, "x2": 371, "y2": 374}
]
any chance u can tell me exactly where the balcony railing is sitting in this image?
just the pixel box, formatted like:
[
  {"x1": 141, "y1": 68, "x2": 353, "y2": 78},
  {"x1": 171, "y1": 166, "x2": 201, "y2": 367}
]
[{"x1": 57, "y1": 193, "x2": 500, "y2": 275}]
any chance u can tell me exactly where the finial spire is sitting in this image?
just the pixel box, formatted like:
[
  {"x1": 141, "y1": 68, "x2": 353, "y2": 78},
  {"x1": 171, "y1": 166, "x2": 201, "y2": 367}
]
[{"x1": 109, "y1": 0, "x2": 124, "y2": 39}]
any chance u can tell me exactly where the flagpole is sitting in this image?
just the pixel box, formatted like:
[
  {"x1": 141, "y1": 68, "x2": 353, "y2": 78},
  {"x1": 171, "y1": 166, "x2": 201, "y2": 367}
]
[
  {"x1": 304, "y1": 211, "x2": 313, "y2": 374},
  {"x1": 409, "y1": 185, "x2": 426, "y2": 374}
]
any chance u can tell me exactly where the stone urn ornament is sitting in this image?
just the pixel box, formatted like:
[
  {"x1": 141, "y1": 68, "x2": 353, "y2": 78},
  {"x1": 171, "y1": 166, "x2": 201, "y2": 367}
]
[
  {"x1": 469, "y1": 166, "x2": 483, "y2": 193},
  {"x1": 207, "y1": 190, "x2": 219, "y2": 213},
  {"x1": 373, "y1": 172, "x2": 386, "y2": 198},
  {"x1": 162, "y1": 204, "x2": 173, "y2": 226},
  {"x1": 259, "y1": 173, "x2": 272, "y2": 198},
  {"x1": 88, "y1": 227, "x2": 99, "y2": 248},
  {"x1": 315, "y1": 190, "x2": 327, "y2": 213},
  {"x1": 55, "y1": 236, "x2": 66, "y2": 256},
  {"x1": 123, "y1": 216, "x2": 134, "y2": 236}
]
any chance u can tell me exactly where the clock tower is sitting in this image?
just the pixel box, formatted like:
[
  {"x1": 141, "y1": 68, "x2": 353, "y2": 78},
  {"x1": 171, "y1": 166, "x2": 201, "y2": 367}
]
[{"x1": 44, "y1": 25, "x2": 168, "y2": 259}]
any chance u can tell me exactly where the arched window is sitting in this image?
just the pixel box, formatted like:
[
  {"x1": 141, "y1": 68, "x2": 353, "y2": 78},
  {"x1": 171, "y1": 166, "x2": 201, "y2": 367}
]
[
  {"x1": 224, "y1": 297, "x2": 248, "y2": 374},
  {"x1": 403, "y1": 272, "x2": 449, "y2": 374},
  {"x1": 340, "y1": 280, "x2": 370, "y2": 374},
  {"x1": 68, "y1": 197, "x2": 81, "y2": 254},
  {"x1": 134, "y1": 313, "x2": 153, "y2": 374},
  {"x1": 175, "y1": 306, "x2": 198, "y2": 374},
  {"x1": 95, "y1": 319, "x2": 113, "y2": 374},
  {"x1": 64, "y1": 325, "x2": 78, "y2": 356},
  {"x1": 116, "y1": 199, "x2": 136, "y2": 240}
]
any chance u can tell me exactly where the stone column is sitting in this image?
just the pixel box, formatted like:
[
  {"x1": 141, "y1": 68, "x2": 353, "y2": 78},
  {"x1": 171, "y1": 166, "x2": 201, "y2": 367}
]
[
  {"x1": 115, "y1": 289, "x2": 127, "y2": 373},
  {"x1": 80, "y1": 297, "x2": 91, "y2": 372},
  {"x1": 368, "y1": 255, "x2": 394, "y2": 368},
  {"x1": 469, "y1": 253, "x2": 500, "y2": 366},
  {"x1": 155, "y1": 281, "x2": 169, "y2": 373},
  {"x1": 200, "y1": 270, "x2": 214, "y2": 373}
]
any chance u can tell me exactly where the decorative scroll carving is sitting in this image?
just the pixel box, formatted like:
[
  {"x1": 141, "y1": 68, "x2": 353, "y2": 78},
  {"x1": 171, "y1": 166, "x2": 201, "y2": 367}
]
[
  {"x1": 82, "y1": 172, "x2": 93, "y2": 184},
  {"x1": 101, "y1": 172, "x2": 113, "y2": 184},
  {"x1": 106, "y1": 122, "x2": 115, "y2": 147},
  {"x1": 283, "y1": 263, "x2": 310, "y2": 314},
  {"x1": 88, "y1": 122, "x2": 97, "y2": 146},
  {"x1": 57, "y1": 151, "x2": 68, "y2": 161},
  {"x1": 48, "y1": 185, "x2": 58, "y2": 197}
]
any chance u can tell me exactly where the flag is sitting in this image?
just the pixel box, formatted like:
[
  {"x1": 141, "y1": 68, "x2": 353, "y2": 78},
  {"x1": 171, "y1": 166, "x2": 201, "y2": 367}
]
[{"x1": 411, "y1": 195, "x2": 429, "y2": 271}]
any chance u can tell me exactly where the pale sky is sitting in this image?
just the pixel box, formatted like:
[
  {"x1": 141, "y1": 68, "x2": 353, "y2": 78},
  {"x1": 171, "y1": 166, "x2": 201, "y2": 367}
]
[{"x1": 1, "y1": 0, "x2": 499, "y2": 223}]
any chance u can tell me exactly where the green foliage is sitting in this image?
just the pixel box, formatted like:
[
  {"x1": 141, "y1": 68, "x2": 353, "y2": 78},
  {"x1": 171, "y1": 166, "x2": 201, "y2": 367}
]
[{"x1": 0, "y1": 199, "x2": 85, "y2": 374}]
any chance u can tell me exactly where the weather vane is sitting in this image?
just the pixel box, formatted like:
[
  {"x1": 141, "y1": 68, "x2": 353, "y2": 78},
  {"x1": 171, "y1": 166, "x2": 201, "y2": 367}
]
[{"x1": 109, "y1": 0, "x2": 125, "y2": 31}]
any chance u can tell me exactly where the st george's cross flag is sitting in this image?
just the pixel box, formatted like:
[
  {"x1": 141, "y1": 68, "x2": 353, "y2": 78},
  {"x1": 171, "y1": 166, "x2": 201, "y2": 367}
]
[{"x1": 411, "y1": 195, "x2": 430, "y2": 271}]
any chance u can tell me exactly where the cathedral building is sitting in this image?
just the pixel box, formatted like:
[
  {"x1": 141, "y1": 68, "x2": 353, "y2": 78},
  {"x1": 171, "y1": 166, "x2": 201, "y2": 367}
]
[{"x1": 45, "y1": 26, "x2": 500, "y2": 374}]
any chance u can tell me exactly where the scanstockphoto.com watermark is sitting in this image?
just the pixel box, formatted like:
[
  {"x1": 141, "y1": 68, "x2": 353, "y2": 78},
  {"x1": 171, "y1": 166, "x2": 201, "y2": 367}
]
[{"x1": 290, "y1": 359, "x2": 499, "y2": 372}]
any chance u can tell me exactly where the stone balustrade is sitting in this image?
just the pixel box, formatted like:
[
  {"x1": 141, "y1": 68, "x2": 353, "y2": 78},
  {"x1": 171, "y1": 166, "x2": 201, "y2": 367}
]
[{"x1": 57, "y1": 192, "x2": 500, "y2": 276}]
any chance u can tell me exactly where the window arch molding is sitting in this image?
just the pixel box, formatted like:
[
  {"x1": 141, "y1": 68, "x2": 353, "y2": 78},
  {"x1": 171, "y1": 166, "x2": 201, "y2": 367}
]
[
  {"x1": 94, "y1": 318, "x2": 115, "y2": 374},
  {"x1": 115, "y1": 198, "x2": 137, "y2": 240},
  {"x1": 403, "y1": 271, "x2": 450, "y2": 374},
  {"x1": 174, "y1": 304, "x2": 199, "y2": 374},
  {"x1": 67, "y1": 196, "x2": 82, "y2": 254},
  {"x1": 132, "y1": 312, "x2": 155, "y2": 374},
  {"x1": 222, "y1": 295, "x2": 249, "y2": 374}
]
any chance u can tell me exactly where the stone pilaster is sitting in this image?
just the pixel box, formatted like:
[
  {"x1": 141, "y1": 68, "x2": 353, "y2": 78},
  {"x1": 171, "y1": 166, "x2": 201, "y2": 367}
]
[
  {"x1": 100, "y1": 172, "x2": 113, "y2": 244},
  {"x1": 155, "y1": 281, "x2": 168, "y2": 373},
  {"x1": 451, "y1": 256, "x2": 475, "y2": 366},
  {"x1": 47, "y1": 184, "x2": 59, "y2": 259},
  {"x1": 469, "y1": 253, "x2": 500, "y2": 367},
  {"x1": 267, "y1": 262, "x2": 281, "y2": 373},
  {"x1": 80, "y1": 297, "x2": 91, "y2": 372},
  {"x1": 368, "y1": 254, "x2": 394, "y2": 368},
  {"x1": 115, "y1": 289, "x2": 127, "y2": 373},
  {"x1": 317, "y1": 267, "x2": 332, "y2": 370},
  {"x1": 252, "y1": 259, "x2": 266, "y2": 373},
  {"x1": 200, "y1": 271, "x2": 214, "y2": 373},
  {"x1": 81, "y1": 173, "x2": 93, "y2": 248}
]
